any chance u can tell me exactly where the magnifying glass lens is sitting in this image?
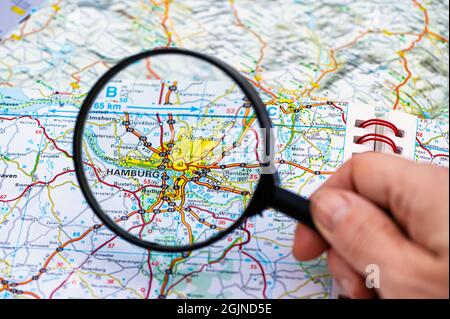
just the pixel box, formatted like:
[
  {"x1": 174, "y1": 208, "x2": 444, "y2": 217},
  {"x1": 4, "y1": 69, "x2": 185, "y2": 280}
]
[{"x1": 80, "y1": 53, "x2": 266, "y2": 249}]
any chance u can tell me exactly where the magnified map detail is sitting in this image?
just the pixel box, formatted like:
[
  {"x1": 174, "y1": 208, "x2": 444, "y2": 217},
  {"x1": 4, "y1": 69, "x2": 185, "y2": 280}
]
[{"x1": 82, "y1": 74, "x2": 263, "y2": 247}]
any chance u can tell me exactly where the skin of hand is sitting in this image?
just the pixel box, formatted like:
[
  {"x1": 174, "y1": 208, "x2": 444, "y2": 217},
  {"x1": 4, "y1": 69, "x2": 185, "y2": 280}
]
[{"x1": 293, "y1": 152, "x2": 449, "y2": 298}]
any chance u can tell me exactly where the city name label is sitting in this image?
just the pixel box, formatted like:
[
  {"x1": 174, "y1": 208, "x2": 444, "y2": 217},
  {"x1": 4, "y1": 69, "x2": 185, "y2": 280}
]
[{"x1": 106, "y1": 169, "x2": 160, "y2": 178}]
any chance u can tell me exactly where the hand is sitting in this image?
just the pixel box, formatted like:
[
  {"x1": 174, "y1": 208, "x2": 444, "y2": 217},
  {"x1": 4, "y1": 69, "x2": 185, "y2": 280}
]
[{"x1": 293, "y1": 152, "x2": 449, "y2": 298}]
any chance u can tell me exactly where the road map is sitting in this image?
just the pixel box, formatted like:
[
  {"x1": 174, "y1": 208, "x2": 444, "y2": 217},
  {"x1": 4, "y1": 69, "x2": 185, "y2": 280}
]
[
  {"x1": 82, "y1": 76, "x2": 265, "y2": 248},
  {"x1": 0, "y1": 0, "x2": 449, "y2": 299}
]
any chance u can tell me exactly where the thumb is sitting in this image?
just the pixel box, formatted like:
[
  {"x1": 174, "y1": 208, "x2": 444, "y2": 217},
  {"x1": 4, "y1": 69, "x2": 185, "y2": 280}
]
[{"x1": 311, "y1": 187, "x2": 429, "y2": 278}]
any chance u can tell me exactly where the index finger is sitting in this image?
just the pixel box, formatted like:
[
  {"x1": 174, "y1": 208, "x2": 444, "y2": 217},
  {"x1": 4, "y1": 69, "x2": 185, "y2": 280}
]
[{"x1": 316, "y1": 152, "x2": 449, "y2": 236}]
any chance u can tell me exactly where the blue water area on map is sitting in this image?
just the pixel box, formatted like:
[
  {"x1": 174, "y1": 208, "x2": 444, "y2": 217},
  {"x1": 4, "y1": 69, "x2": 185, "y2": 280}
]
[{"x1": 0, "y1": 88, "x2": 51, "y2": 115}]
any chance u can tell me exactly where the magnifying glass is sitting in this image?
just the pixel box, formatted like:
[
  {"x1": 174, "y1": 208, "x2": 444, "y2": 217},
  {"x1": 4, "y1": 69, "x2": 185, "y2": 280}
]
[{"x1": 73, "y1": 48, "x2": 315, "y2": 253}]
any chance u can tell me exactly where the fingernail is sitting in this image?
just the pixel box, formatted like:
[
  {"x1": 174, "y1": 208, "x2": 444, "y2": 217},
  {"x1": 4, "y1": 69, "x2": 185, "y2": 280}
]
[{"x1": 313, "y1": 192, "x2": 350, "y2": 231}]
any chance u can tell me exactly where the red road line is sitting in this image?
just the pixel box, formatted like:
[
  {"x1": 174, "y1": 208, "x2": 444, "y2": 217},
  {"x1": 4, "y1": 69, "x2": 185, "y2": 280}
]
[
  {"x1": 145, "y1": 59, "x2": 161, "y2": 80},
  {"x1": 156, "y1": 113, "x2": 165, "y2": 152},
  {"x1": 416, "y1": 137, "x2": 449, "y2": 159},
  {"x1": 1, "y1": 115, "x2": 71, "y2": 157},
  {"x1": 188, "y1": 205, "x2": 236, "y2": 222},
  {"x1": 0, "y1": 170, "x2": 75, "y2": 203},
  {"x1": 330, "y1": 102, "x2": 347, "y2": 124},
  {"x1": 145, "y1": 250, "x2": 153, "y2": 299},
  {"x1": 158, "y1": 83, "x2": 165, "y2": 105},
  {"x1": 48, "y1": 235, "x2": 118, "y2": 299},
  {"x1": 393, "y1": 55, "x2": 412, "y2": 110},
  {"x1": 241, "y1": 251, "x2": 268, "y2": 299}
]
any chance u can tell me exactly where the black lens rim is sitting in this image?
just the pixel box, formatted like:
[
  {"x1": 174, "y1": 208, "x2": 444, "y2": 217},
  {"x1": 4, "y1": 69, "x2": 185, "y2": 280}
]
[{"x1": 73, "y1": 47, "x2": 277, "y2": 253}]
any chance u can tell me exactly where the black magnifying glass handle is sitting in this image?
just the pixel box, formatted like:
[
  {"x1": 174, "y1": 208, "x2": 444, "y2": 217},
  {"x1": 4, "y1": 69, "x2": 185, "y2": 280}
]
[{"x1": 271, "y1": 188, "x2": 317, "y2": 231}]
